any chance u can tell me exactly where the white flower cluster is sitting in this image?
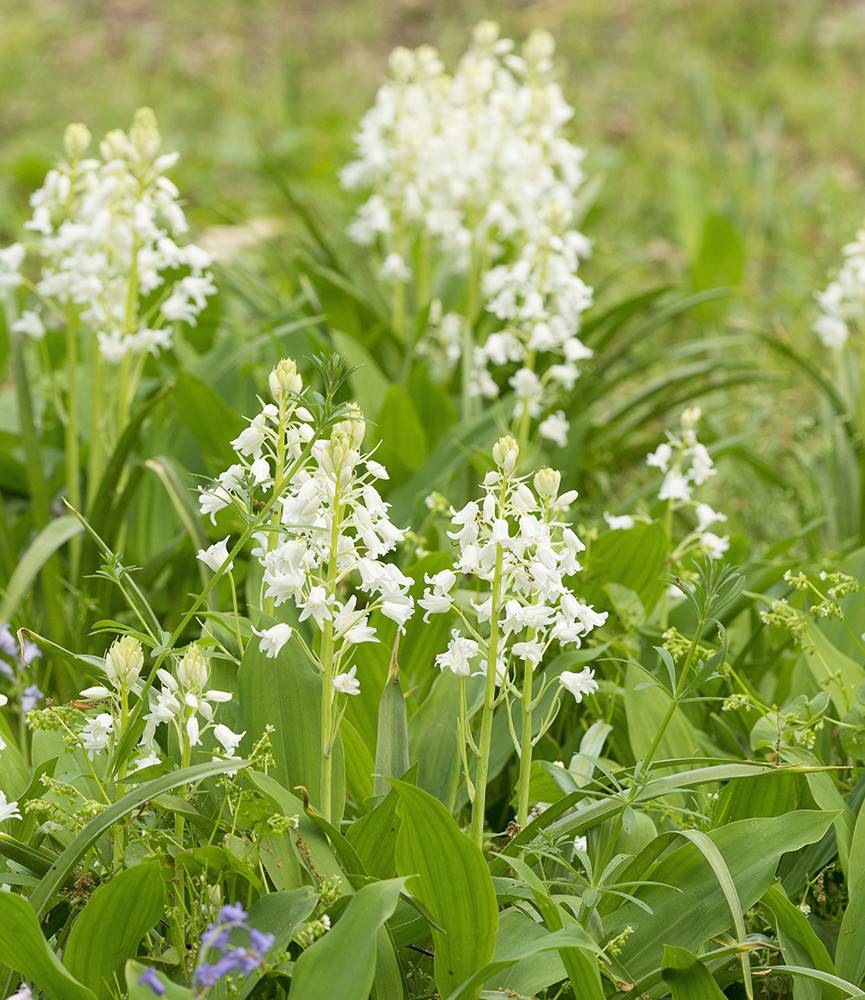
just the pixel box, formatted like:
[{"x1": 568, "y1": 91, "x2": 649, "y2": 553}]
[
  {"x1": 4, "y1": 109, "x2": 215, "y2": 362},
  {"x1": 342, "y1": 23, "x2": 585, "y2": 263},
  {"x1": 421, "y1": 437, "x2": 605, "y2": 695},
  {"x1": 472, "y1": 213, "x2": 594, "y2": 442},
  {"x1": 343, "y1": 23, "x2": 593, "y2": 444},
  {"x1": 199, "y1": 360, "x2": 414, "y2": 697},
  {"x1": 644, "y1": 406, "x2": 729, "y2": 560},
  {"x1": 78, "y1": 636, "x2": 241, "y2": 766},
  {"x1": 814, "y1": 225, "x2": 865, "y2": 348}
]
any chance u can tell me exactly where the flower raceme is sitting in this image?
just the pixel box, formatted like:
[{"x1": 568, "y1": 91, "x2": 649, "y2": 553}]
[
  {"x1": 198, "y1": 361, "x2": 415, "y2": 691},
  {"x1": 197, "y1": 359, "x2": 414, "y2": 820},
  {"x1": 1, "y1": 109, "x2": 215, "y2": 363},
  {"x1": 421, "y1": 436, "x2": 606, "y2": 839},
  {"x1": 814, "y1": 223, "x2": 865, "y2": 348},
  {"x1": 422, "y1": 440, "x2": 605, "y2": 685},
  {"x1": 342, "y1": 21, "x2": 594, "y2": 446}
]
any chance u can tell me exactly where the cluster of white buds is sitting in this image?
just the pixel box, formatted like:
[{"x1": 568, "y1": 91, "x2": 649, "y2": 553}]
[
  {"x1": 814, "y1": 224, "x2": 865, "y2": 348},
  {"x1": 421, "y1": 436, "x2": 605, "y2": 693},
  {"x1": 641, "y1": 407, "x2": 729, "y2": 560},
  {"x1": 199, "y1": 360, "x2": 414, "y2": 699},
  {"x1": 2, "y1": 108, "x2": 215, "y2": 362},
  {"x1": 140, "y1": 644, "x2": 241, "y2": 767}
]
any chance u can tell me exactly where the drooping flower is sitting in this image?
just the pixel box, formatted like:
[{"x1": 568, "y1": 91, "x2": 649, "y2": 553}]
[
  {"x1": 0, "y1": 791, "x2": 21, "y2": 826},
  {"x1": 559, "y1": 667, "x2": 599, "y2": 703},
  {"x1": 252, "y1": 623, "x2": 293, "y2": 659}
]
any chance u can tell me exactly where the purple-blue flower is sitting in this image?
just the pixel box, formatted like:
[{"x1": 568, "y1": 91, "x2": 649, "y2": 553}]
[
  {"x1": 193, "y1": 902, "x2": 275, "y2": 989},
  {"x1": 21, "y1": 684, "x2": 42, "y2": 713},
  {"x1": 137, "y1": 967, "x2": 166, "y2": 996}
]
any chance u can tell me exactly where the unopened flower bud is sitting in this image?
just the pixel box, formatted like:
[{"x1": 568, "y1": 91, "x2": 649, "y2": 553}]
[
  {"x1": 178, "y1": 643, "x2": 209, "y2": 691},
  {"x1": 104, "y1": 636, "x2": 144, "y2": 688},
  {"x1": 332, "y1": 403, "x2": 365, "y2": 451},
  {"x1": 100, "y1": 128, "x2": 132, "y2": 162},
  {"x1": 64, "y1": 123, "x2": 91, "y2": 162},
  {"x1": 473, "y1": 20, "x2": 501, "y2": 47},
  {"x1": 130, "y1": 107, "x2": 161, "y2": 162},
  {"x1": 534, "y1": 467, "x2": 561, "y2": 499},
  {"x1": 492, "y1": 435, "x2": 519, "y2": 476},
  {"x1": 524, "y1": 29, "x2": 555, "y2": 64},
  {"x1": 681, "y1": 406, "x2": 701, "y2": 430},
  {"x1": 388, "y1": 46, "x2": 415, "y2": 81},
  {"x1": 269, "y1": 358, "x2": 303, "y2": 400}
]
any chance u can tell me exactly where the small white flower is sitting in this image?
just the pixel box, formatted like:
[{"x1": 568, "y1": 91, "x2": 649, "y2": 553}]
[
  {"x1": 252, "y1": 623, "x2": 293, "y2": 658},
  {"x1": 299, "y1": 586, "x2": 334, "y2": 628},
  {"x1": 604, "y1": 512, "x2": 635, "y2": 531},
  {"x1": 538, "y1": 411, "x2": 569, "y2": 449},
  {"x1": 646, "y1": 442, "x2": 672, "y2": 472},
  {"x1": 12, "y1": 311, "x2": 45, "y2": 340},
  {"x1": 80, "y1": 713, "x2": 114, "y2": 756},
  {"x1": 436, "y1": 630, "x2": 480, "y2": 677},
  {"x1": 213, "y1": 724, "x2": 245, "y2": 758},
  {"x1": 196, "y1": 537, "x2": 233, "y2": 573},
  {"x1": 0, "y1": 792, "x2": 22, "y2": 826},
  {"x1": 5, "y1": 984, "x2": 33, "y2": 1000},
  {"x1": 559, "y1": 667, "x2": 598, "y2": 703},
  {"x1": 700, "y1": 531, "x2": 730, "y2": 560},
  {"x1": 333, "y1": 665, "x2": 361, "y2": 696},
  {"x1": 573, "y1": 834, "x2": 587, "y2": 853}
]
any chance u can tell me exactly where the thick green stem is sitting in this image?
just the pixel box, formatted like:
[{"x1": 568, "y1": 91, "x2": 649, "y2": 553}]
[
  {"x1": 319, "y1": 480, "x2": 342, "y2": 823},
  {"x1": 516, "y1": 655, "x2": 535, "y2": 829},
  {"x1": 470, "y1": 542, "x2": 503, "y2": 848},
  {"x1": 65, "y1": 310, "x2": 82, "y2": 574},
  {"x1": 86, "y1": 345, "x2": 105, "y2": 509}
]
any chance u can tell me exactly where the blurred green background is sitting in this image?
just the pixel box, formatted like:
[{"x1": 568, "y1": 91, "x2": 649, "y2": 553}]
[{"x1": 2, "y1": 0, "x2": 864, "y2": 539}]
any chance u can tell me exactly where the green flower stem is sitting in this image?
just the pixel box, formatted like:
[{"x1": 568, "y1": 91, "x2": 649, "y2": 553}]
[
  {"x1": 514, "y1": 349, "x2": 537, "y2": 460},
  {"x1": 4, "y1": 296, "x2": 66, "y2": 641},
  {"x1": 319, "y1": 480, "x2": 343, "y2": 824},
  {"x1": 516, "y1": 629, "x2": 538, "y2": 829},
  {"x1": 86, "y1": 343, "x2": 105, "y2": 509},
  {"x1": 470, "y1": 538, "x2": 503, "y2": 848},
  {"x1": 65, "y1": 308, "x2": 82, "y2": 575}
]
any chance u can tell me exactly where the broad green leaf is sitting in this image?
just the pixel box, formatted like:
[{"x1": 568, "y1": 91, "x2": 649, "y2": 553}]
[
  {"x1": 29, "y1": 759, "x2": 245, "y2": 919},
  {"x1": 331, "y1": 330, "x2": 390, "y2": 420},
  {"x1": 64, "y1": 862, "x2": 166, "y2": 1000},
  {"x1": 605, "y1": 810, "x2": 835, "y2": 979},
  {"x1": 374, "y1": 383, "x2": 428, "y2": 479},
  {"x1": 446, "y1": 925, "x2": 603, "y2": 1000},
  {"x1": 289, "y1": 878, "x2": 405, "y2": 1000},
  {"x1": 239, "y1": 635, "x2": 345, "y2": 822},
  {"x1": 625, "y1": 661, "x2": 702, "y2": 762},
  {"x1": 767, "y1": 966, "x2": 865, "y2": 997},
  {"x1": 394, "y1": 782, "x2": 497, "y2": 999},
  {"x1": 801, "y1": 621, "x2": 864, "y2": 716},
  {"x1": 238, "y1": 888, "x2": 319, "y2": 999},
  {"x1": 173, "y1": 370, "x2": 244, "y2": 471},
  {"x1": 0, "y1": 515, "x2": 83, "y2": 622},
  {"x1": 692, "y1": 212, "x2": 745, "y2": 300},
  {"x1": 761, "y1": 882, "x2": 840, "y2": 1000},
  {"x1": 661, "y1": 945, "x2": 728, "y2": 999},
  {"x1": 585, "y1": 521, "x2": 667, "y2": 612},
  {"x1": 0, "y1": 892, "x2": 95, "y2": 1000},
  {"x1": 247, "y1": 770, "x2": 345, "y2": 883},
  {"x1": 837, "y1": 798, "x2": 865, "y2": 984},
  {"x1": 374, "y1": 657, "x2": 410, "y2": 799}
]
